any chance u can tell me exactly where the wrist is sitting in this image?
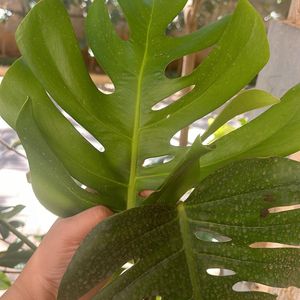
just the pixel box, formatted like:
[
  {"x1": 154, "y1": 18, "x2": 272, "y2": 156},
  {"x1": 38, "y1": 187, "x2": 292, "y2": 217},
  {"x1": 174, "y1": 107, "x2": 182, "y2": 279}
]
[
  {"x1": 2, "y1": 278, "x2": 32, "y2": 300},
  {"x1": 2, "y1": 271, "x2": 55, "y2": 300}
]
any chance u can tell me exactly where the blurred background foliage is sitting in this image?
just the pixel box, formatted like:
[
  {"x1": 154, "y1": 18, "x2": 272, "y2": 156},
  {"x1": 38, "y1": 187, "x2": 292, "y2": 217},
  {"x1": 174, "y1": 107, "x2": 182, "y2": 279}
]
[
  {"x1": 0, "y1": 205, "x2": 36, "y2": 289},
  {"x1": 0, "y1": 0, "x2": 292, "y2": 71}
]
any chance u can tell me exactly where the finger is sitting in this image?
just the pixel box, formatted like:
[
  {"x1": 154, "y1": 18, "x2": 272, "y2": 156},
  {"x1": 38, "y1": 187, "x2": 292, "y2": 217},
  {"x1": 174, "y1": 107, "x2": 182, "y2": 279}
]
[
  {"x1": 52, "y1": 205, "x2": 113, "y2": 243},
  {"x1": 14, "y1": 206, "x2": 112, "y2": 299},
  {"x1": 31, "y1": 205, "x2": 113, "y2": 276}
]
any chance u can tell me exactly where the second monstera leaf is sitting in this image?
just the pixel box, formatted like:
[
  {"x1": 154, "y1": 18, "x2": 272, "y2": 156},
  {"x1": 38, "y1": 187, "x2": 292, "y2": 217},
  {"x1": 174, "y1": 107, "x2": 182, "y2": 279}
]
[{"x1": 59, "y1": 157, "x2": 300, "y2": 299}]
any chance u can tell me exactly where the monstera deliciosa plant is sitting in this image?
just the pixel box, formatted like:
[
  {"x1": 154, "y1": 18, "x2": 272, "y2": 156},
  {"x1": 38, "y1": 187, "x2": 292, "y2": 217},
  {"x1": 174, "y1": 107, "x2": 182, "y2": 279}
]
[{"x1": 1, "y1": 0, "x2": 300, "y2": 298}]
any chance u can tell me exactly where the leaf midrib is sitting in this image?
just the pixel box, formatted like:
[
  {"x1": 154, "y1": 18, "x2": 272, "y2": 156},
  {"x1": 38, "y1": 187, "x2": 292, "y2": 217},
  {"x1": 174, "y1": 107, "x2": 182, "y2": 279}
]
[
  {"x1": 178, "y1": 202, "x2": 202, "y2": 300},
  {"x1": 127, "y1": 2, "x2": 156, "y2": 209}
]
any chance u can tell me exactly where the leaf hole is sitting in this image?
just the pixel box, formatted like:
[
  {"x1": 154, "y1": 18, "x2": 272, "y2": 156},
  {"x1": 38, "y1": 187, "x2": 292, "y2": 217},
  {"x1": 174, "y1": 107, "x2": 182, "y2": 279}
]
[
  {"x1": 250, "y1": 242, "x2": 300, "y2": 249},
  {"x1": 194, "y1": 229, "x2": 232, "y2": 243},
  {"x1": 120, "y1": 258, "x2": 140, "y2": 275},
  {"x1": 166, "y1": 11, "x2": 184, "y2": 36},
  {"x1": 98, "y1": 82, "x2": 115, "y2": 95},
  {"x1": 180, "y1": 188, "x2": 195, "y2": 202},
  {"x1": 206, "y1": 268, "x2": 236, "y2": 277},
  {"x1": 71, "y1": 177, "x2": 99, "y2": 195},
  {"x1": 268, "y1": 204, "x2": 300, "y2": 214},
  {"x1": 232, "y1": 281, "x2": 279, "y2": 296},
  {"x1": 142, "y1": 155, "x2": 175, "y2": 168},
  {"x1": 151, "y1": 85, "x2": 195, "y2": 111},
  {"x1": 165, "y1": 58, "x2": 183, "y2": 79},
  {"x1": 85, "y1": 47, "x2": 116, "y2": 92},
  {"x1": 106, "y1": 0, "x2": 129, "y2": 41},
  {"x1": 164, "y1": 48, "x2": 211, "y2": 79},
  {"x1": 233, "y1": 283, "x2": 300, "y2": 298},
  {"x1": 170, "y1": 126, "x2": 205, "y2": 146},
  {"x1": 51, "y1": 97, "x2": 105, "y2": 153}
]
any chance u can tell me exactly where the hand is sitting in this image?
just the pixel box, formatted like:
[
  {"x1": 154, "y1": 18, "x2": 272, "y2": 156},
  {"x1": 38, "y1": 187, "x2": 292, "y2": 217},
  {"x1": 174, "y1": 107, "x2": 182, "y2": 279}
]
[{"x1": 2, "y1": 206, "x2": 112, "y2": 300}]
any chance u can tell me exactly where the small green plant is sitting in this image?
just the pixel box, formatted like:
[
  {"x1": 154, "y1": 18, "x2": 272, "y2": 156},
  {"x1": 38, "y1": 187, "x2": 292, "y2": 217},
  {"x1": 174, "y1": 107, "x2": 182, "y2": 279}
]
[
  {"x1": 0, "y1": 205, "x2": 35, "y2": 289},
  {"x1": 1, "y1": 0, "x2": 300, "y2": 298}
]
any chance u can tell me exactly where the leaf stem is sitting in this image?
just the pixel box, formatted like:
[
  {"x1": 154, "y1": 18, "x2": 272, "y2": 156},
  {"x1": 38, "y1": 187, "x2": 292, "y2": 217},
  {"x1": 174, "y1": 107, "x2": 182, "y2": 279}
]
[
  {"x1": 127, "y1": 1, "x2": 155, "y2": 209},
  {"x1": 0, "y1": 219, "x2": 37, "y2": 251},
  {"x1": 177, "y1": 203, "x2": 202, "y2": 299}
]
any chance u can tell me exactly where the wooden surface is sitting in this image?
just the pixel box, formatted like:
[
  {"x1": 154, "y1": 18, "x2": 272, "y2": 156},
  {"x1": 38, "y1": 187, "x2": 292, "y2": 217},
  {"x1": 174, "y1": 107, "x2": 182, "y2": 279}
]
[{"x1": 288, "y1": 0, "x2": 300, "y2": 25}]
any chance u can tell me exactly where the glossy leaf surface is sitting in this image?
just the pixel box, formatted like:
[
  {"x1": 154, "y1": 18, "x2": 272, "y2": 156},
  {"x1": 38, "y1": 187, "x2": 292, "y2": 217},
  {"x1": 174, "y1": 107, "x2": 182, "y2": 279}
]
[{"x1": 0, "y1": 0, "x2": 271, "y2": 214}]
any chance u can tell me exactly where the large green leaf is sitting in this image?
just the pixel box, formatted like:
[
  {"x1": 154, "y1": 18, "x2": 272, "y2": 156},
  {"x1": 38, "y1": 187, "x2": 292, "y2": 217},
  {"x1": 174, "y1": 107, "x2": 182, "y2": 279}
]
[
  {"x1": 59, "y1": 157, "x2": 300, "y2": 299},
  {"x1": 0, "y1": 0, "x2": 271, "y2": 214},
  {"x1": 17, "y1": 99, "x2": 109, "y2": 215}
]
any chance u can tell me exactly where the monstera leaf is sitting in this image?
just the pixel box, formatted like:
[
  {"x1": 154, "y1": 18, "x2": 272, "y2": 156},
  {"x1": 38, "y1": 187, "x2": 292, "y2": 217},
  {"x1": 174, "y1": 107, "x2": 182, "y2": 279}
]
[
  {"x1": 1, "y1": 0, "x2": 292, "y2": 215},
  {"x1": 1, "y1": 0, "x2": 300, "y2": 298},
  {"x1": 59, "y1": 157, "x2": 300, "y2": 299}
]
